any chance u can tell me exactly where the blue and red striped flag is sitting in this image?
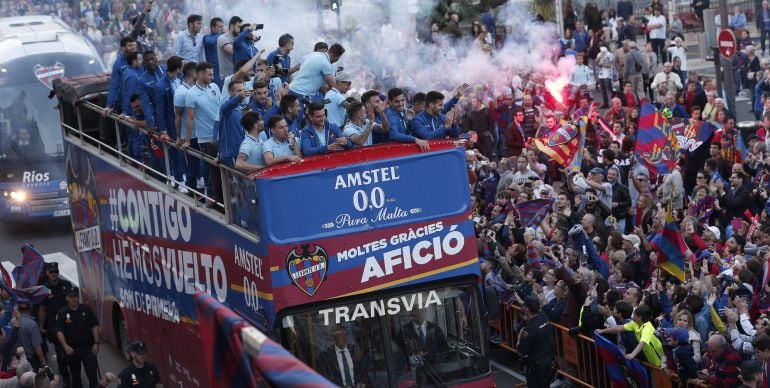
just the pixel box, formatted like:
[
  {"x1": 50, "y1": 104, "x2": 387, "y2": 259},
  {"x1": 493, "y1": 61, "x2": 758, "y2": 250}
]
[
  {"x1": 651, "y1": 208, "x2": 687, "y2": 282},
  {"x1": 533, "y1": 123, "x2": 584, "y2": 167},
  {"x1": 515, "y1": 198, "x2": 555, "y2": 228},
  {"x1": 195, "y1": 291, "x2": 262, "y2": 388},
  {"x1": 593, "y1": 332, "x2": 649, "y2": 388},
  {"x1": 12, "y1": 244, "x2": 44, "y2": 289},
  {"x1": 635, "y1": 104, "x2": 680, "y2": 175},
  {"x1": 690, "y1": 195, "x2": 716, "y2": 222},
  {"x1": 193, "y1": 292, "x2": 335, "y2": 388}
]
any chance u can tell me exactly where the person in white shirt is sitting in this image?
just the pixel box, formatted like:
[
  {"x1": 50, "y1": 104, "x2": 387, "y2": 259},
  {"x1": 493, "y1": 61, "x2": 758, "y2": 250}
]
[
  {"x1": 570, "y1": 52, "x2": 593, "y2": 98},
  {"x1": 666, "y1": 37, "x2": 688, "y2": 72},
  {"x1": 650, "y1": 62, "x2": 683, "y2": 100},
  {"x1": 596, "y1": 46, "x2": 615, "y2": 108},
  {"x1": 647, "y1": 7, "x2": 667, "y2": 65}
]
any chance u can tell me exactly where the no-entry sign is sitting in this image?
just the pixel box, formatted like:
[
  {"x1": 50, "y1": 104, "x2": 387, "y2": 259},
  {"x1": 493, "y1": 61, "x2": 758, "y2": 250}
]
[{"x1": 718, "y1": 29, "x2": 737, "y2": 58}]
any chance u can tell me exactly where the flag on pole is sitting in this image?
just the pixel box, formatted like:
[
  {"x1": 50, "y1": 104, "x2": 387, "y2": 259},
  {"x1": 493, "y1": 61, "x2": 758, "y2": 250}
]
[
  {"x1": 593, "y1": 332, "x2": 649, "y2": 387},
  {"x1": 635, "y1": 104, "x2": 680, "y2": 175},
  {"x1": 533, "y1": 123, "x2": 583, "y2": 167}
]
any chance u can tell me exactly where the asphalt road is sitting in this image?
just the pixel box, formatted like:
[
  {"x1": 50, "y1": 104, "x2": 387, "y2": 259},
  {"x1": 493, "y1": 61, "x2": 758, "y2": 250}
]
[{"x1": 0, "y1": 220, "x2": 128, "y2": 383}]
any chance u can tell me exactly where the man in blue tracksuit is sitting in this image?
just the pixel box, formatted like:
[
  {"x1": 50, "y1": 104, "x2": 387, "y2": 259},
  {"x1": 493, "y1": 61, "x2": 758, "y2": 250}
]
[
  {"x1": 203, "y1": 17, "x2": 224, "y2": 87},
  {"x1": 121, "y1": 51, "x2": 154, "y2": 161},
  {"x1": 261, "y1": 94, "x2": 302, "y2": 141},
  {"x1": 154, "y1": 56, "x2": 185, "y2": 184},
  {"x1": 385, "y1": 87, "x2": 429, "y2": 151},
  {"x1": 217, "y1": 79, "x2": 249, "y2": 168},
  {"x1": 300, "y1": 102, "x2": 351, "y2": 156},
  {"x1": 411, "y1": 90, "x2": 463, "y2": 140},
  {"x1": 138, "y1": 51, "x2": 165, "y2": 110},
  {"x1": 103, "y1": 37, "x2": 137, "y2": 116},
  {"x1": 233, "y1": 25, "x2": 260, "y2": 73}
]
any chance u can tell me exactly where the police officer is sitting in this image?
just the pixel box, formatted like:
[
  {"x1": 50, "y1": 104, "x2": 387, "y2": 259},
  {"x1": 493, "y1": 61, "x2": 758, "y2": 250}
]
[
  {"x1": 517, "y1": 295, "x2": 554, "y2": 388},
  {"x1": 118, "y1": 340, "x2": 163, "y2": 388},
  {"x1": 55, "y1": 287, "x2": 100, "y2": 388},
  {"x1": 38, "y1": 262, "x2": 73, "y2": 382}
]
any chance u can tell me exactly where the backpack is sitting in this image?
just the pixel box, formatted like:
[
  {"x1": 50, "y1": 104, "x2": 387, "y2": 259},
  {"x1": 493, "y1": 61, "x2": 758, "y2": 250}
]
[{"x1": 633, "y1": 52, "x2": 642, "y2": 72}]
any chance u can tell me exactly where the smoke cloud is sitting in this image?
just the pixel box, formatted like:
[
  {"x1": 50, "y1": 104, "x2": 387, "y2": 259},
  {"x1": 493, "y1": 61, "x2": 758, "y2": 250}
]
[{"x1": 181, "y1": 0, "x2": 574, "y2": 97}]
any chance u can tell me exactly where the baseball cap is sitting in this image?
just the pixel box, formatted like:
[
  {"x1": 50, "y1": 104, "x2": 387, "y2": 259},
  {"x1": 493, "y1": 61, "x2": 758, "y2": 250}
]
[
  {"x1": 335, "y1": 71, "x2": 353, "y2": 83},
  {"x1": 44, "y1": 262, "x2": 59, "y2": 272},
  {"x1": 66, "y1": 287, "x2": 79, "y2": 297},
  {"x1": 664, "y1": 328, "x2": 689, "y2": 343},
  {"x1": 622, "y1": 234, "x2": 641, "y2": 249},
  {"x1": 589, "y1": 167, "x2": 604, "y2": 175},
  {"x1": 129, "y1": 340, "x2": 148, "y2": 355}
]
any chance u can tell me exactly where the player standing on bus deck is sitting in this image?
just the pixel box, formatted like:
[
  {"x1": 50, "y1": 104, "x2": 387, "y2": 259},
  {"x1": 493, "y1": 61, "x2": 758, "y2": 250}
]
[
  {"x1": 56, "y1": 287, "x2": 100, "y2": 388},
  {"x1": 118, "y1": 340, "x2": 163, "y2": 388},
  {"x1": 38, "y1": 262, "x2": 74, "y2": 384},
  {"x1": 517, "y1": 295, "x2": 554, "y2": 388}
]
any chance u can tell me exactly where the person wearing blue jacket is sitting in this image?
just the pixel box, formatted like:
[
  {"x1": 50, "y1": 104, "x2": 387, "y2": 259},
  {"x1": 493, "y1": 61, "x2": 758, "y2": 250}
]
[
  {"x1": 122, "y1": 51, "x2": 155, "y2": 161},
  {"x1": 411, "y1": 90, "x2": 462, "y2": 140},
  {"x1": 261, "y1": 94, "x2": 302, "y2": 141},
  {"x1": 385, "y1": 87, "x2": 429, "y2": 151},
  {"x1": 154, "y1": 56, "x2": 184, "y2": 185},
  {"x1": 300, "y1": 101, "x2": 351, "y2": 156},
  {"x1": 203, "y1": 17, "x2": 224, "y2": 87},
  {"x1": 217, "y1": 80, "x2": 249, "y2": 167},
  {"x1": 103, "y1": 37, "x2": 137, "y2": 116},
  {"x1": 233, "y1": 25, "x2": 260, "y2": 73},
  {"x1": 138, "y1": 51, "x2": 165, "y2": 110}
]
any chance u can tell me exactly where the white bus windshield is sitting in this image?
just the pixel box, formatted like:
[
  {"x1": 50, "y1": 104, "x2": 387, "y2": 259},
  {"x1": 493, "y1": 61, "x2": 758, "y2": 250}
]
[
  {"x1": 0, "y1": 53, "x2": 102, "y2": 161},
  {"x1": 279, "y1": 284, "x2": 488, "y2": 388}
]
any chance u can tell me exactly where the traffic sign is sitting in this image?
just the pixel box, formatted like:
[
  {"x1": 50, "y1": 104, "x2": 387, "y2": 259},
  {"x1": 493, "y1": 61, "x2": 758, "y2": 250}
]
[{"x1": 718, "y1": 29, "x2": 737, "y2": 58}]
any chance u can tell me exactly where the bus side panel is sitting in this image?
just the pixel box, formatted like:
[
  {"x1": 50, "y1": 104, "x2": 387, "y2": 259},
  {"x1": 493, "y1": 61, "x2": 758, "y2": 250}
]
[
  {"x1": 268, "y1": 214, "x2": 480, "y2": 313},
  {"x1": 64, "y1": 142, "x2": 274, "y2": 387}
]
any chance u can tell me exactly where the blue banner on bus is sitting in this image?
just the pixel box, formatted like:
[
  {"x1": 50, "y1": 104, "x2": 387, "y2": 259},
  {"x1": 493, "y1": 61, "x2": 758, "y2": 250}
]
[{"x1": 258, "y1": 149, "x2": 470, "y2": 244}]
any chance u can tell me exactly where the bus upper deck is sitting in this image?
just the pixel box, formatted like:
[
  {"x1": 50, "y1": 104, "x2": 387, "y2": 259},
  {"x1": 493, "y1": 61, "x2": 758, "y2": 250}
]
[{"x1": 55, "y1": 74, "x2": 491, "y2": 387}]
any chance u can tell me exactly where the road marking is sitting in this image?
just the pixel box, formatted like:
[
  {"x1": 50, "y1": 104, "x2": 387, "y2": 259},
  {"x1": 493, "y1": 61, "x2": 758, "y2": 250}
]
[{"x1": 490, "y1": 359, "x2": 526, "y2": 381}]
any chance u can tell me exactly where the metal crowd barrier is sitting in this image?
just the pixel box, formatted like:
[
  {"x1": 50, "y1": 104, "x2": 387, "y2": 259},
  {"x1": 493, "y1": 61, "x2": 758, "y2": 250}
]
[{"x1": 497, "y1": 303, "x2": 706, "y2": 388}]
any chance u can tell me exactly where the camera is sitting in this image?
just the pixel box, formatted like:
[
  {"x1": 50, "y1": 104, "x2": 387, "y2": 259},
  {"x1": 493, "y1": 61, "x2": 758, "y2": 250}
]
[{"x1": 271, "y1": 55, "x2": 289, "y2": 78}]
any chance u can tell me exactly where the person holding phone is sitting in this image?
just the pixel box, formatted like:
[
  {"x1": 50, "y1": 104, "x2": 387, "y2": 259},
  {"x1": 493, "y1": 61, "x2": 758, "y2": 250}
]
[{"x1": 689, "y1": 333, "x2": 741, "y2": 387}]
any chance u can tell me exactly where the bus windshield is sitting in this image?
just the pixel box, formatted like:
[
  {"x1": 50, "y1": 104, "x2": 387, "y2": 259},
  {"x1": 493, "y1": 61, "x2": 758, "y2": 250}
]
[
  {"x1": 0, "y1": 53, "x2": 102, "y2": 162},
  {"x1": 279, "y1": 283, "x2": 488, "y2": 388}
]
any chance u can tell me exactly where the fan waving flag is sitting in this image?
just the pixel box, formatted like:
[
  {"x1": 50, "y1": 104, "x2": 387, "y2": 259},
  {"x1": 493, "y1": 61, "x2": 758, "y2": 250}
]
[
  {"x1": 13, "y1": 244, "x2": 44, "y2": 289},
  {"x1": 651, "y1": 207, "x2": 687, "y2": 282},
  {"x1": 635, "y1": 104, "x2": 680, "y2": 175},
  {"x1": 690, "y1": 195, "x2": 716, "y2": 222},
  {"x1": 533, "y1": 123, "x2": 583, "y2": 167},
  {"x1": 515, "y1": 198, "x2": 555, "y2": 228},
  {"x1": 593, "y1": 333, "x2": 649, "y2": 387}
]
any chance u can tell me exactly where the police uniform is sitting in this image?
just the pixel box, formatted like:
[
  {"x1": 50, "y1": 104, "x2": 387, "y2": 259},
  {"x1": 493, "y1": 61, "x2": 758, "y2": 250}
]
[
  {"x1": 40, "y1": 262, "x2": 74, "y2": 382},
  {"x1": 517, "y1": 296, "x2": 554, "y2": 388},
  {"x1": 56, "y1": 288, "x2": 99, "y2": 388},
  {"x1": 118, "y1": 341, "x2": 162, "y2": 388}
]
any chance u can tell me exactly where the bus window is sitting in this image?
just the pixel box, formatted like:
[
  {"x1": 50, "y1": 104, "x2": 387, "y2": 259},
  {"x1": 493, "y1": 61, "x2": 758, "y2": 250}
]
[{"x1": 279, "y1": 284, "x2": 487, "y2": 388}]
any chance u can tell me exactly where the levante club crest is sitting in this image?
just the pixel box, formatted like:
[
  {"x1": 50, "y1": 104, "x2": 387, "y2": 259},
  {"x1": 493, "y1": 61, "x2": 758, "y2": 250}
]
[{"x1": 286, "y1": 244, "x2": 328, "y2": 296}]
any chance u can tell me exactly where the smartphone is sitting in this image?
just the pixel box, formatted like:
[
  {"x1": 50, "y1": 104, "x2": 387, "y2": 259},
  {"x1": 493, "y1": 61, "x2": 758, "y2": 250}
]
[
  {"x1": 472, "y1": 216, "x2": 481, "y2": 223},
  {"x1": 254, "y1": 23, "x2": 264, "y2": 30}
]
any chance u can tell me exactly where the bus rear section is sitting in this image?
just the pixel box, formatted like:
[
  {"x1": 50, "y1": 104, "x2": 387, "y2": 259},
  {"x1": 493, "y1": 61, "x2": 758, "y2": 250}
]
[
  {"x1": 55, "y1": 76, "x2": 490, "y2": 387},
  {"x1": 0, "y1": 15, "x2": 104, "y2": 222}
]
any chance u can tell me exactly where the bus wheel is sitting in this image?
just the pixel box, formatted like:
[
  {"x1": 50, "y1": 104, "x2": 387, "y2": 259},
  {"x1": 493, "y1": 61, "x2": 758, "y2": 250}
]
[{"x1": 114, "y1": 308, "x2": 130, "y2": 361}]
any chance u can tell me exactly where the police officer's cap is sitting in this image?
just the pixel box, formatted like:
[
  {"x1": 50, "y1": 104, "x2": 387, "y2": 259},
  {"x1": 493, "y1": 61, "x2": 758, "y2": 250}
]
[
  {"x1": 44, "y1": 262, "x2": 59, "y2": 272},
  {"x1": 66, "y1": 287, "x2": 79, "y2": 297},
  {"x1": 129, "y1": 340, "x2": 148, "y2": 354},
  {"x1": 524, "y1": 295, "x2": 540, "y2": 313}
]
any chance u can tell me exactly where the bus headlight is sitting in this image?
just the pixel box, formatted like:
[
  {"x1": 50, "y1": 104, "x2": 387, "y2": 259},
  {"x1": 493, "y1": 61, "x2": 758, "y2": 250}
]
[{"x1": 9, "y1": 191, "x2": 27, "y2": 202}]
